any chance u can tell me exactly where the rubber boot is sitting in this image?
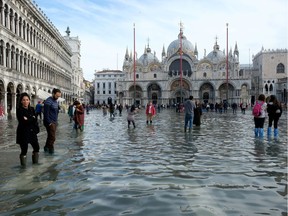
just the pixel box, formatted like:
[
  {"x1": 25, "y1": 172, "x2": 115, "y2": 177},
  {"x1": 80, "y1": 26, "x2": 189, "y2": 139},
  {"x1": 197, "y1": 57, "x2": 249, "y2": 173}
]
[
  {"x1": 32, "y1": 152, "x2": 39, "y2": 164},
  {"x1": 184, "y1": 127, "x2": 187, "y2": 133},
  {"x1": 20, "y1": 155, "x2": 27, "y2": 167},
  {"x1": 259, "y1": 128, "x2": 264, "y2": 138},
  {"x1": 150, "y1": 120, "x2": 152, "y2": 124},
  {"x1": 267, "y1": 127, "x2": 272, "y2": 138},
  {"x1": 254, "y1": 128, "x2": 258, "y2": 137},
  {"x1": 274, "y1": 128, "x2": 279, "y2": 138},
  {"x1": 146, "y1": 120, "x2": 148, "y2": 125}
]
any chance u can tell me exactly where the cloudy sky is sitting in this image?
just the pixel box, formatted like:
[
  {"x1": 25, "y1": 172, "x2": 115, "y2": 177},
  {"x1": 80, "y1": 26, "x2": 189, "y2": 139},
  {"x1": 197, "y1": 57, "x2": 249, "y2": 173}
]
[{"x1": 35, "y1": 0, "x2": 288, "y2": 81}]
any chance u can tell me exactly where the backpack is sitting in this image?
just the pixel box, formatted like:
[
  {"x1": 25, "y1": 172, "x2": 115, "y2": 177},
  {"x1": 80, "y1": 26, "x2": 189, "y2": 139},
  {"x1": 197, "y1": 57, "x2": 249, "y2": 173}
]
[{"x1": 252, "y1": 101, "x2": 263, "y2": 117}]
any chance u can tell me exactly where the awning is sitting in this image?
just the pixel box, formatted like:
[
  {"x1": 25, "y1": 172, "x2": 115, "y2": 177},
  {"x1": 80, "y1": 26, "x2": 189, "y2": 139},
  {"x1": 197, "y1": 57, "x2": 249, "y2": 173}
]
[
  {"x1": 37, "y1": 89, "x2": 51, "y2": 100},
  {"x1": 37, "y1": 89, "x2": 65, "y2": 102}
]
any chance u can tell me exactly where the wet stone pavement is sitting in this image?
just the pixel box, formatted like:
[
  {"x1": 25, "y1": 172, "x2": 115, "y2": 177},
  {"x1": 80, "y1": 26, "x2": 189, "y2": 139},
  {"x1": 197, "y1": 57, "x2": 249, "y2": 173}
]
[{"x1": 0, "y1": 108, "x2": 287, "y2": 216}]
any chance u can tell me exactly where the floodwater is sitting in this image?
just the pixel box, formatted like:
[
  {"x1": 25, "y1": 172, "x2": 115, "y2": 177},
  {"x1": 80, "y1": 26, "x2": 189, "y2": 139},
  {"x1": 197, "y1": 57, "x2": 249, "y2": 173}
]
[{"x1": 0, "y1": 108, "x2": 287, "y2": 216}]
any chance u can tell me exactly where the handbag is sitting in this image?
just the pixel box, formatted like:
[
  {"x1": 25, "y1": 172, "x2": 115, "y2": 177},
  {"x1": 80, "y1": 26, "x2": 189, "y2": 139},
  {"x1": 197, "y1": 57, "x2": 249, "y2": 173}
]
[{"x1": 33, "y1": 121, "x2": 40, "y2": 134}]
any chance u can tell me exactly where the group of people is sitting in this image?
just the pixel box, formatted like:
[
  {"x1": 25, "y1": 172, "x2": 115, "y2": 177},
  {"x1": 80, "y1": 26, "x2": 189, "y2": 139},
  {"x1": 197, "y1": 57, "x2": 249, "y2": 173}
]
[
  {"x1": 253, "y1": 94, "x2": 283, "y2": 138},
  {"x1": 15, "y1": 89, "x2": 283, "y2": 167}
]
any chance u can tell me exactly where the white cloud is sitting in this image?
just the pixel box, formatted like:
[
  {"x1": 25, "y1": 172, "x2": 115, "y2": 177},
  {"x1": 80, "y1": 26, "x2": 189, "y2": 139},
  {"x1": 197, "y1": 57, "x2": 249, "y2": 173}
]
[{"x1": 36, "y1": 0, "x2": 288, "y2": 81}]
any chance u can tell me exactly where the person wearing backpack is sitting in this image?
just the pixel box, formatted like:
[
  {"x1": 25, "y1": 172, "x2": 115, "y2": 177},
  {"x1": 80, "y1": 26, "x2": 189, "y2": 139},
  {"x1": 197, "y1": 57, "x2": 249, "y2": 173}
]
[
  {"x1": 253, "y1": 94, "x2": 267, "y2": 138},
  {"x1": 267, "y1": 95, "x2": 282, "y2": 138}
]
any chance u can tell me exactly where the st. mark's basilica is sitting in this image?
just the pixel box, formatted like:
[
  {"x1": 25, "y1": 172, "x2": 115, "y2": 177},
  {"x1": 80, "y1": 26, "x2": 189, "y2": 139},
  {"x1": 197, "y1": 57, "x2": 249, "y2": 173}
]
[{"x1": 116, "y1": 26, "x2": 250, "y2": 106}]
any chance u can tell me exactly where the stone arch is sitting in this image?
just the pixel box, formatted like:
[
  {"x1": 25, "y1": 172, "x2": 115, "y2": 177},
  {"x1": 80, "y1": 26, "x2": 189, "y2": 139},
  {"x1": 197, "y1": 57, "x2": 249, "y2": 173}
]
[
  {"x1": 199, "y1": 82, "x2": 215, "y2": 103},
  {"x1": 128, "y1": 84, "x2": 143, "y2": 106},
  {"x1": 240, "y1": 84, "x2": 249, "y2": 103},
  {"x1": 147, "y1": 82, "x2": 162, "y2": 104},
  {"x1": 168, "y1": 58, "x2": 192, "y2": 77},
  {"x1": 16, "y1": 83, "x2": 24, "y2": 105},
  {"x1": 7, "y1": 82, "x2": 15, "y2": 113},
  {"x1": 170, "y1": 79, "x2": 190, "y2": 103},
  {"x1": 218, "y1": 83, "x2": 235, "y2": 102}
]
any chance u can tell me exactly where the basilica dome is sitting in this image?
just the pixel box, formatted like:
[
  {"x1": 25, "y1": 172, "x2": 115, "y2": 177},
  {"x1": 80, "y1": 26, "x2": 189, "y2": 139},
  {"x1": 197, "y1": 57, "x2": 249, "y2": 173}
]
[
  {"x1": 167, "y1": 32, "x2": 194, "y2": 57},
  {"x1": 206, "y1": 43, "x2": 225, "y2": 62},
  {"x1": 138, "y1": 46, "x2": 159, "y2": 66}
]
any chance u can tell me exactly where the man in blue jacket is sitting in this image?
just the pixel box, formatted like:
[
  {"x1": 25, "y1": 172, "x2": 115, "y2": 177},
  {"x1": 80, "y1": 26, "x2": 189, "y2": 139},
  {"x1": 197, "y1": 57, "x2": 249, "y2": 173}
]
[{"x1": 43, "y1": 88, "x2": 61, "y2": 154}]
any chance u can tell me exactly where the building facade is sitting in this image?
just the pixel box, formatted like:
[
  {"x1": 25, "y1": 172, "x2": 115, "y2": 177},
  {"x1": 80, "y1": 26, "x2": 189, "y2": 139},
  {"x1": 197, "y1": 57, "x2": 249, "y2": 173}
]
[
  {"x1": 250, "y1": 48, "x2": 287, "y2": 104},
  {"x1": 63, "y1": 27, "x2": 85, "y2": 103},
  {"x1": 0, "y1": 0, "x2": 74, "y2": 114},
  {"x1": 94, "y1": 70, "x2": 125, "y2": 105},
  {"x1": 117, "y1": 27, "x2": 251, "y2": 106}
]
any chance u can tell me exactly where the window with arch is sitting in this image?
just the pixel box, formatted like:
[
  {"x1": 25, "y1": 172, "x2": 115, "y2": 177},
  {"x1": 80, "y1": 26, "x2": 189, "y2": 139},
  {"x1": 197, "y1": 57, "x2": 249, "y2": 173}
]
[
  {"x1": 239, "y1": 69, "x2": 243, "y2": 76},
  {"x1": 154, "y1": 73, "x2": 157, "y2": 78},
  {"x1": 269, "y1": 84, "x2": 273, "y2": 92},
  {"x1": 265, "y1": 84, "x2": 268, "y2": 93},
  {"x1": 276, "y1": 63, "x2": 285, "y2": 73},
  {"x1": 136, "y1": 74, "x2": 139, "y2": 79},
  {"x1": 203, "y1": 72, "x2": 207, "y2": 78}
]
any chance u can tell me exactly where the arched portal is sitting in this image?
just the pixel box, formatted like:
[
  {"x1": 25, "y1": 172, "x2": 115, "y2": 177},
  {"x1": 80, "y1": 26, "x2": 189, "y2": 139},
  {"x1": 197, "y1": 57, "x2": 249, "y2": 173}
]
[
  {"x1": 147, "y1": 83, "x2": 161, "y2": 104},
  {"x1": 128, "y1": 85, "x2": 143, "y2": 106},
  {"x1": 170, "y1": 79, "x2": 190, "y2": 104},
  {"x1": 199, "y1": 83, "x2": 215, "y2": 103},
  {"x1": 240, "y1": 84, "x2": 249, "y2": 104},
  {"x1": 218, "y1": 83, "x2": 235, "y2": 102},
  {"x1": 118, "y1": 92, "x2": 124, "y2": 105},
  {"x1": 16, "y1": 84, "x2": 24, "y2": 106},
  {"x1": 7, "y1": 82, "x2": 14, "y2": 113}
]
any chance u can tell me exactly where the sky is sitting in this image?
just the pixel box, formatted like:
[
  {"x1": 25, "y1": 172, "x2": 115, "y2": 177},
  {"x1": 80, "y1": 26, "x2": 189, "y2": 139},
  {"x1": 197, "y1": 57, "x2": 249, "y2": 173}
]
[{"x1": 34, "y1": 0, "x2": 288, "y2": 81}]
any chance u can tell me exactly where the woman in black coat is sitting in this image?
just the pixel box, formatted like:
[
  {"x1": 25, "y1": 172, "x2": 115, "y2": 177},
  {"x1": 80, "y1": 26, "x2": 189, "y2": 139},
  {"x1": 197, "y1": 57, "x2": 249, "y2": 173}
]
[
  {"x1": 16, "y1": 92, "x2": 40, "y2": 166},
  {"x1": 267, "y1": 95, "x2": 282, "y2": 138},
  {"x1": 193, "y1": 102, "x2": 202, "y2": 126}
]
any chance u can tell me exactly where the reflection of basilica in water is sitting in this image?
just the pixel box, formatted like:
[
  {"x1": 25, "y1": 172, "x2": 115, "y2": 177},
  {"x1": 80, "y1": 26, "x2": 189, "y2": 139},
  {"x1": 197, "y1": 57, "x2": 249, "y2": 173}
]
[{"x1": 117, "y1": 26, "x2": 251, "y2": 106}]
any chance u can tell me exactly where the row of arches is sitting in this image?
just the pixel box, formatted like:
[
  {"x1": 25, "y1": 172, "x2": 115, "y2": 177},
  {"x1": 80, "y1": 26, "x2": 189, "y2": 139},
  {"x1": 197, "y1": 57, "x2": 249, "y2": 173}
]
[
  {"x1": 0, "y1": 79, "x2": 73, "y2": 114},
  {"x1": 117, "y1": 79, "x2": 249, "y2": 106},
  {"x1": 0, "y1": 40, "x2": 71, "y2": 89},
  {"x1": 0, "y1": 0, "x2": 71, "y2": 63}
]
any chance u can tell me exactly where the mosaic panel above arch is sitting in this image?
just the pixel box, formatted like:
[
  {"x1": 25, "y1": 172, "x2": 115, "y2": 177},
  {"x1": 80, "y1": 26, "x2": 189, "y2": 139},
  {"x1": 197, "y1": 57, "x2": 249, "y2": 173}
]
[{"x1": 170, "y1": 79, "x2": 190, "y2": 91}]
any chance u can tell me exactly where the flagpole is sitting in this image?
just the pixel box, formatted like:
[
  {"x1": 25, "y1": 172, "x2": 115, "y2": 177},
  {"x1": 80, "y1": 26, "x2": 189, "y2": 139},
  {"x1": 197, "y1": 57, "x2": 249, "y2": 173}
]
[
  {"x1": 133, "y1": 23, "x2": 136, "y2": 105},
  {"x1": 180, "y1": 22, "x2": 183, "y2": 103},
  {"x1": 226, "y1": 23, "x2": 229, "y2": 103}
]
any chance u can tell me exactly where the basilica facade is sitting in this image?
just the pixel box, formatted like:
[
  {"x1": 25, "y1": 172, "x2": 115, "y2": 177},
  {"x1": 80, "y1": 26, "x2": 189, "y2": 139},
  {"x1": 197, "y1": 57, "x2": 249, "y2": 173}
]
[{"x1": 117, "y1": 27, "x2": 251, "y2": 106}]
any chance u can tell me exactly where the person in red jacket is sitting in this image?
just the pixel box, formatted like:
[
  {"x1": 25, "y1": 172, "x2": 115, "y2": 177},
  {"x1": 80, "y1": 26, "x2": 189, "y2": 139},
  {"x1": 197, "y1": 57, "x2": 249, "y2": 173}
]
[
  {"x1": 73, "y1": 101, "x2": 85, "y2": 131},
  {"x1": 145, "y1": 101, "x2": 156, "y2": 124}
]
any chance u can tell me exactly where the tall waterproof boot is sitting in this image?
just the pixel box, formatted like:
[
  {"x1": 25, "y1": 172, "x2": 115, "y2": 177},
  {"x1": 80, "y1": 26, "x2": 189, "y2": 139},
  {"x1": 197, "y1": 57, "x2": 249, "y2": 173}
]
[
  {"x1": 259, "y1": 128, "x2": 264, "y2": 138},
  {"x1": 267, "y1": 127, "x2": 272, "y2": 138},
  {"x1": 32, "y1": 152, "x2": 39, "y2": 164},
  {"x1": 274, "y1": 128, "x2": 279, "y2": 138},
  {"x1": 20, "y1": 155, "x2": 27, "y2": 167},
  {"x1": 254, "y1": 128, "x2": 259, "y2": 137}
]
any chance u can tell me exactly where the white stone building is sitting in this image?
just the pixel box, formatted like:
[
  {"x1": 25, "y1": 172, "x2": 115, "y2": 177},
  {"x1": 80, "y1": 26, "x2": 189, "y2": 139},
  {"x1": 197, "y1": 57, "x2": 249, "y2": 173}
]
[
  {"x1": 94, "y1": 70, "x2": 125, "y2": 105},
  {"x1": 250, "y1": 48, "x2": 287, "y2": 104},
  {"x1": 117, "y1": 27, "x2": 251, "y2": 106},
  {"x1": 63, "y1": 27, "x2": 85, "y2": 104},
  {"x1": 0, "y1": 0, "x2": 73, "y2": 114}
]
